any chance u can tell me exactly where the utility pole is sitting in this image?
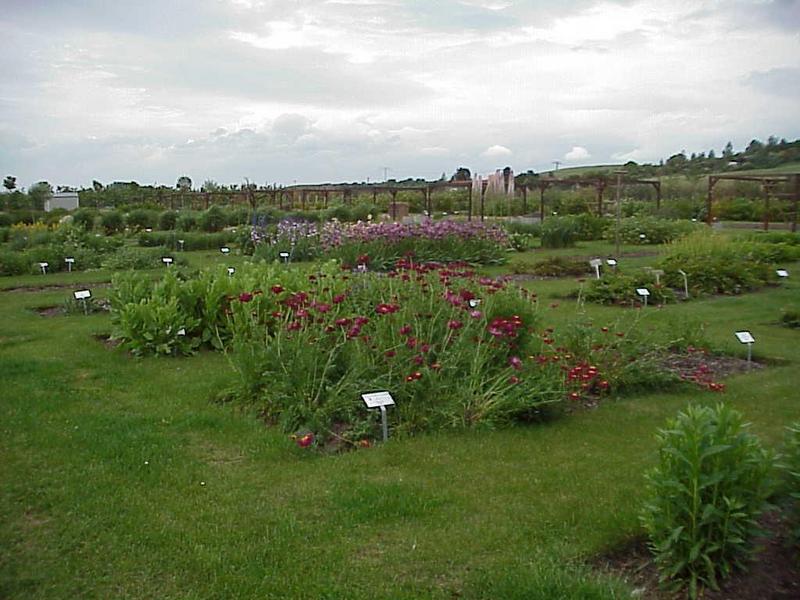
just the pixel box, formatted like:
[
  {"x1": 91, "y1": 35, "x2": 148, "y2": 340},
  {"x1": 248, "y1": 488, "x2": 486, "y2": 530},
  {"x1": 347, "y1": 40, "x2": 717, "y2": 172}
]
[
  {"x1": 614, "y1": 170, "x2": 626, "y2": 258},
  {"x1": 382, "y1": 166, "x2": 391, "y2": 182},
  {"x1": 553, "y1": 161, "x2": 561, "y2": 172}
]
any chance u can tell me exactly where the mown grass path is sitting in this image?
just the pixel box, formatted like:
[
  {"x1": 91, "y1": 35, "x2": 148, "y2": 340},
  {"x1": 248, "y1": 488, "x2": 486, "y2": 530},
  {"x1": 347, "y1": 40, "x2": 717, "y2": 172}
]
[{"x1": 2, "y1": 252, "x2": 799, "y2": 599}]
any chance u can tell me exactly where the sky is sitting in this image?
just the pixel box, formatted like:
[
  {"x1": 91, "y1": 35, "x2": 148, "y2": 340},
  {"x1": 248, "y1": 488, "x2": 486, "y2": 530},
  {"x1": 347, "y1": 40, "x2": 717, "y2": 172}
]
[{"x1": 1, "y1": 0, "x2": 799, "y2": 189}]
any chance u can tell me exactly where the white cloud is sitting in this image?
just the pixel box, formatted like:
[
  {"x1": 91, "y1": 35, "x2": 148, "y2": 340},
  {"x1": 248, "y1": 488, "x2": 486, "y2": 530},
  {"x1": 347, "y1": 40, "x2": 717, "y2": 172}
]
[
  {"x1": 482, "y1": 144, "x2": 513, "y2": 158},
  {"x1": 0, "y1": 0, "x2": 798, "y2": 187},
  {"x1": 564, "y1": 146, "x2": 591, "y2": 161}
]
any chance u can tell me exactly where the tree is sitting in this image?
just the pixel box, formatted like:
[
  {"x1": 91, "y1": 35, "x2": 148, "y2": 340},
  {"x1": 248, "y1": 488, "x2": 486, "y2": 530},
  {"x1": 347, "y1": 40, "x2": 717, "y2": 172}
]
[
  {"x1": 451, "y1": 167, "x2": 471, "y2": 182},
  {"x1": 3, "y1": 175, "x2": 16, "y2": 191},
  {"x1": 28, "y1": 181, "x2": 53, "y2": 211},
  {"x1": 176, "y1": 176, "x2": 192, "y2": 191},
  {"x1": 723, "y1": 141, "x2": 734, "y2": 157},
  {"x1": 92, "y1": 180, "x2": 104, "y2": 191},
  {"x1": 708, "y1": 149, "x2": 716, "y2": 159},
  {"x1": 201, "y1": 179, "x2": 220, "y2": 192}
]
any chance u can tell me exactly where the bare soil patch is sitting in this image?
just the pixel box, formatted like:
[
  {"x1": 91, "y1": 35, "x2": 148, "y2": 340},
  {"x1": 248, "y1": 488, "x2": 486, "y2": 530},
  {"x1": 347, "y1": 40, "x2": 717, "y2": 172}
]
[
  {"x1": 34, "y1": 305, "x2": 63, "y2": 317},
  {"x1": 591, "y1": 511, "x2": 799, "y2": 599},
  {"x1": 3, "y1": 282, "x2": 111, "y2": 293},
  {"x1": 92, "y1": 333, "x2": 122, "y2": 349}
]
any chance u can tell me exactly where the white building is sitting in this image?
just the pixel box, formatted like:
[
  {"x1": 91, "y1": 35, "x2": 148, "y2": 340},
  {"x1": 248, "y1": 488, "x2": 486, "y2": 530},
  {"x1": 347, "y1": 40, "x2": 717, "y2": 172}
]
[{"x1": 45, "y1": 192, "x2": 79, "y2": 212}]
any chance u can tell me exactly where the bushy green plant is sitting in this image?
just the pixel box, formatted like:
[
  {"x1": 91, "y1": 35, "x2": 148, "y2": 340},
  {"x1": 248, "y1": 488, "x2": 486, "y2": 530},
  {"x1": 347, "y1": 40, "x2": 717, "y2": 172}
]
[
  {"x1": 101, "y1": 246, "x2": 183, "y2": 270},
  {"x1": 158, "y1": 210, "x2": 178, "y2": 230},
  {"x1": 780, "y1": 308, "x2": 800, "y2": 329},
  {"x1": 640, "y1": 404, "x2": 775, "y2": 598},
  {"x1": 781, "y1": 422, "x2": 800, "y2": 548},
  {"x1": 113, "y1": 297, "x2": 201, "y2": 356},
  {"x1": 0, "y1": 212, "x2": 11, "y2": 227},
  {"x1": 0, "y1": 249, "x2": 30, "y2": 275},
  {"x1": 126, "y1": 209, "x2": 158, "y2": 231},
  {"x1": 198, "y1": 206, "x2": 227, "y2": 232},
  {"x1": 511, "y1": 256, "x2": 589, "y2": 277},
  {"x1": 659, "y1": 232, "x2": 780, "y2": 296},
  {"x1": 225, "y1": 207, "x2": 250, "y2": 226},
  {"x1": 584, "y1": 271, "x2": 675, "y2": 306},
  {"x1": 72, "y1": 208, "x2": 97, "y2": 231},
  {"x1": 138, "y1": 231, "x2": 238, "y2": 251},
  {"x1": 604, "y1": 216, "x2": 697, "y2": 245},
  {"x1": 176, "y1": 212, "x2": 197, "y2": 231},
  {"x1": 540, "y1": 217, "x2": 577, "y2": 248},
  {"x1": 100, "y1": 210, "x2": 125, "y2": 234}
]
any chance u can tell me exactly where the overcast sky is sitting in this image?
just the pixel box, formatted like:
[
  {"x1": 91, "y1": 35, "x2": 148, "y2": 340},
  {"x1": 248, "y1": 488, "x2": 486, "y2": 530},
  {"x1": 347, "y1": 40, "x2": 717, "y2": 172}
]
[{"x1": 1, "y1": 0, "x2": 798, "y2": 189}]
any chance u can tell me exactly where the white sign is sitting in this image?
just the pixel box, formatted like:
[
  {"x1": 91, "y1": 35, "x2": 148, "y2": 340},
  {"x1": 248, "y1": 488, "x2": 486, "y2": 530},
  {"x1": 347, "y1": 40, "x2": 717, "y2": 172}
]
[
  {"x1": 162, "y1": 257, "x2": 173, "y2": 265},
  {"x1": 74, "y1": 290, "x2": 91, "y2": 300},
  {"x1": 145, "y1": 228, "x2": 153, "y2": 233},
  {"x1": 39, "y1": 262, "x2": 49, "y2": 268},
  {"x1": 606, "y1": 258, "x2": 617, "y2": 266},
  {"x1": 279, "y1": 251, "x2": 290, "y2": 259},
  {"x1": 589, "y1": 258, "x2": 602, "y2": 268},
  {"x1": 220, "y1": 247, "x2": 230, "y2": 254},
  {"x1": 361, "y1": 391, "x2": 396, "y2": 408},
  {"x1": 227, "y1": 267, "x2": 235, "y2": 275},
  {"x1": 636, "y1": 288, "x2": 650, "y2": 297},
  {"x1": 735, "y1": 331, "x2": 755, "y2": 344},
  {"x1": 65, "y1": 258, "x2": 75, "y2": 264},
  {"x1": 639, "y1": 233, "x2": 646, "y2": 239},
  {"x1": 776, "y1": 269, "x2": 789, "y2": 278},
  {"x1": 177, "y1": 328, "x2": 186, "y2": 336},
  {"x1": 468, "y1": 299, "x2": 481, "y2": 308}
]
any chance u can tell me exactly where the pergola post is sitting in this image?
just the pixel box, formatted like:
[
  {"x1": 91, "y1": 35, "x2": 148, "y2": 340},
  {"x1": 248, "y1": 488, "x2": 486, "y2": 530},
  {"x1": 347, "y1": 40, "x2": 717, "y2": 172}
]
[
  {"x1": 706, "y1": 176, "x2": 716, "y2": 226},
  {"x1": 522, "y1": 186, "x2": 528, "y2": 214},
  {"x1": 763, "y1": 183, "x2": 770, "y2": 232},
  {"x1": 390, "y1": 189, "x2": 398, "y2": 221},
  {"x1": 480, "y1": 182, "x2": 486, "y2": 222},
  {"x1": 467, "y1": 185, "x2": 473, "y2": 221},
  {"x1": 596, "y1": 181, "x2": 605, "y2": 216},
  {"x1": 539, "y1": 185, "x2": 545, "y2": 222}
]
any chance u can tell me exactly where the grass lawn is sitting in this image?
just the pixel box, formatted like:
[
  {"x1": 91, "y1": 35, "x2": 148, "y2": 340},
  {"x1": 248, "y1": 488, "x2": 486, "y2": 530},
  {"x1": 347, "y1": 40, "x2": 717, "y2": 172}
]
[{"x1": 1, "y1": 245, "x2": 799, "y2": 599}]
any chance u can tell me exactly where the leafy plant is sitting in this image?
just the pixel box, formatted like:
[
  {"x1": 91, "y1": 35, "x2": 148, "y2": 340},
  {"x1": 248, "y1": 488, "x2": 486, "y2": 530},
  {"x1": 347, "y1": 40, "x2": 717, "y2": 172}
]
[
  {"x1": 100, "y1": 210, "x2": 125, "y2": 234},
  {"x1": 780, "y1": 422, "x2": 800, "y2": 549},
  {"x1": 604, "y1": 216, "x2": 697, "y2": 245},
  {"x1": 198, "y1": 206, "x2": 227, "y2": 232},
  {"x1": 640, "y1": 404, "x2": 775, "y2": 598},
  {"x1": 158, "y1": 210, "x2": 178, "y2": 230},
  {"x1": 780, "y1": 309, "x2": 800, "y2": 329}
]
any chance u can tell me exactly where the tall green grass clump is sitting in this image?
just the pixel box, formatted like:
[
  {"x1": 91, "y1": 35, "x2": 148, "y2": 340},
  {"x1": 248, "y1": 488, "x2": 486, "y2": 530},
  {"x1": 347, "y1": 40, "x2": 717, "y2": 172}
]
[
  {"x1": 780, "y1": 422, "x2": 800, "y2": 549},
  {"x1": 640, "y1": 404, "x2": 775, "y2": 598}
]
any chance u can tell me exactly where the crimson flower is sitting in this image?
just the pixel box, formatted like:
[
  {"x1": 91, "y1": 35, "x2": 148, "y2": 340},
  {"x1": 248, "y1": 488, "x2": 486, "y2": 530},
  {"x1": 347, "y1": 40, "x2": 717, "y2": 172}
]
[
  {"x1": 238, "y1": 292, "x2": 253, "y2": 303},
  {"x1": 375, "y1": 303, "x2": 400, "y2": 315},
  {"x1": 296, "y1": 433, "x2": 314, "y2": 448},
  {"x1": 399, "y1": 324, "x2": 412, "y2": 336},
  {"x1": 508, "y1": 356, "x2": 522, "y2": 370},
  {"x1": 332, "y1": 294, "x2": 346, "y2": 304},
  {"x1": 271, "y1": 285, "x2": 284, "y2": 294},
  {"x1": 315, "y1": 303, "x2": 331, "y2": 314},
  {"x1": 447, "y1": 320, "x2": 463, "y2": 330}
]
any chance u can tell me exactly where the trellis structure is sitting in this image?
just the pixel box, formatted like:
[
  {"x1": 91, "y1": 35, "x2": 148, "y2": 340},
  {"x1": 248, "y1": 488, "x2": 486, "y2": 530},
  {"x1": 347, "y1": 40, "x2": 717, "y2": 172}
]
[
  {"x1": 707, "y1": 173, "x2": 799, "y2": 231},
  {"x1": 516, "y1": 175, "x2": 661, "y2": 221}
]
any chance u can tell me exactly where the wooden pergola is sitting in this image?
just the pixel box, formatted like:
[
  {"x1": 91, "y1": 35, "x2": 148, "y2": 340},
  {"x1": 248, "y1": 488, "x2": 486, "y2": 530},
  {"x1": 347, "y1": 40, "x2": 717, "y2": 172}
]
[
  {"x1": 516, "y1": 175, "x2": 662, "y2": 221},
  {"x1": 707, "y1": 173, "x2": 800, "y2": 231}
]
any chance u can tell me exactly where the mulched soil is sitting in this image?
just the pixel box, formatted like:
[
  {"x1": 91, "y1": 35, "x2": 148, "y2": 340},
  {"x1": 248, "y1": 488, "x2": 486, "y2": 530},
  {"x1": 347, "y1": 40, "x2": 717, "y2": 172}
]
[
  {"x1": 591, "y1": 511, "x2": 800, "y2": 599},
  {"x1": 92, "y1": 333, "x2": 121, "y2": 349},
  {"x1": 34, "y1": 305, "x2": 63, "y2": 317},
  {"x1": 3, "y1": 282, "x2": 111, "y2": 293}
]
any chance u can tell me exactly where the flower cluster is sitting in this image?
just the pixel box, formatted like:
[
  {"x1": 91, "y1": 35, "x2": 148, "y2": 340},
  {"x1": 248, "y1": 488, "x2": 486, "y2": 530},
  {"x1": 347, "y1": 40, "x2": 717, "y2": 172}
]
[{"x1": 320, "y1": 219, "x2": 509, "y2": 249}]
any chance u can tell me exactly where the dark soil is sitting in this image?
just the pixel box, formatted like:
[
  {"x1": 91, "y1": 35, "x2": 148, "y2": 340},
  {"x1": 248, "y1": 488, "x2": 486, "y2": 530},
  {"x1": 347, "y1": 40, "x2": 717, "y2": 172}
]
[
  {"x1": 34, "y1": 305, "x2": 63, "y2": 317},
  {"x1": 592, "y1": 511, "x2": 800, "y2": 599},
  {"x1": 3, "y1": 282, "x2": 111, "y2": 293},
  {"x1": 92, "y1": 333, "x2": 121, "y2": 349},
  {"x1": 660, "y1": 350, "x2": 763, "y2": 380}
]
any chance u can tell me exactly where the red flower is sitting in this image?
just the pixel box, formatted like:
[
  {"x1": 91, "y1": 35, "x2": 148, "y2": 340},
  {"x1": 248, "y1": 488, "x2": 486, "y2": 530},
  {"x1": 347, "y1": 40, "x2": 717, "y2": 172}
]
[
  {"x1": 296, "y1": 433, "x2": 314, "y2": 448},
  {"x1": 569, "y1": 392, "x2": 580, "y2": 401},
  {"x1": 270, "y1": 285, "x2": 284, "y2": 294},
  {"x1": 509, "y1": 375, "x2": 521, "y2": 384},
  {"x1": 332, "y1": 294, "x2": 346, "y2": 304},
  {"x1": 406, "y1": 337, "x2": 417, "y2": 349},
  {"x1": 314, "y1": 303, "x2": 331, "y2": 313},
  {"x1": 376, "y1": 303, "x2": 400, "y2": 315},
  {"x1": 601, "y1": 327, "x2": 609, "y2": 333},
  {"x1": 447, "y1": 320, "x2": 463, "y2": 330},
  {"x1": 354, "y1": 316, "x2": 370, "y2": 326},
  {"x1": 357, "y1": 254, "x2": 370, "y2": 265},
  {"x1": 508, "y1": 356, "x2": 522, "y2": 370},
  {"x1": 399, "y1": 324, "x2": 412, "y2": 336},
  {"x1": 431, "y1": 362, "x2": 442, "y2": 371},
  {"x1": 238, "y1": 292, "x2": 253, "y2": 303},
  {"x1": 335, "y1": 317, "x2": 352, "y2": 327},
  {"x1": 287, "y1": 321, "x2": 302, "y2": 331},
  {"x1": 384, "y1": 350, "x2": 396, "y2": 358}
]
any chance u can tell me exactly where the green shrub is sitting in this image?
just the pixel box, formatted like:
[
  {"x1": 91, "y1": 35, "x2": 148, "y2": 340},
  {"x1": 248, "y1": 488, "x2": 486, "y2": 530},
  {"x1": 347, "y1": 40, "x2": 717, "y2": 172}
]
[
  {"x1": 604, "y1": 216, "x2": 697, "y2": 245},
  {"x1": 659, "y1": 232, "x2": 781, "y2": 296},
  {"x1": 100, "y1": 211, "x2": 125, "y2": 234},
  {"x1": 72, "y1": 208, "x2": 97, "y2": 231},
  {"x1": 101, "y1": 246, "x2": 183, "y2": 270},
  {"x1": 781, "y1": 422, "x2": 800, "y2": 548},
  {"x1": 225, "y1": 207, "x2": 250, "y2": 226},
  {"x1": 0, "y1": 227, "x2": 8, "y2": 243},
  {"x1": 584, "y1": 271, "x2": 675, "y2": 306},
  {"x1": 176, "y1": 212, "x2": 198, "y2": 231},
  {"x1": 780, "y1": 309, "x2": 800, "y2": 329},
  {"x1": 512, "y1": 256, "x2": 590, "y2": 278},
  {"x1": 0, "y1": 212, "x2": 12, "y2": 227},
  {"x1": 540, "y1": 217, "x2": 577, "y2": 248},
  {"x1": 198, "y1": 206, "x2": 227, "y2": 232},
  {"x1": 640, "y1": 404, "x2": 774, "y2": 598},
  {"x1": 113, "y1": 296, "x2": 201, "y2": 356},
  {"x1": 0, "y1": 249, "x2": 29, "y2": 275},
  {"x1": 126, "y1": 209, "x2": 158, "y2": 231},
  {"x1": 138, "y1": 231, "x2": 238, "y2": 251},
  {"x1": 158, "y1": 210, "x2": 178, "y2": 230}
]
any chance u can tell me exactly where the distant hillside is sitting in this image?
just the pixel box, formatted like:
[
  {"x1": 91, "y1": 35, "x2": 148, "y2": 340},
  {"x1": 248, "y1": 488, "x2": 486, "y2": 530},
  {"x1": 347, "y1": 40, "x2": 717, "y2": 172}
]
[{"x1": 525, "y1": 137, "x2": 800, "y2": 182}]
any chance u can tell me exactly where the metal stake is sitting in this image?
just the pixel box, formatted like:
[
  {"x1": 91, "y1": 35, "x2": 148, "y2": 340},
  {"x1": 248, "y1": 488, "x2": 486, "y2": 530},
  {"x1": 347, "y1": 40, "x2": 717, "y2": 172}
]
[{"x1": 380, "y1": 405, "x2": 389, "y2": 442}]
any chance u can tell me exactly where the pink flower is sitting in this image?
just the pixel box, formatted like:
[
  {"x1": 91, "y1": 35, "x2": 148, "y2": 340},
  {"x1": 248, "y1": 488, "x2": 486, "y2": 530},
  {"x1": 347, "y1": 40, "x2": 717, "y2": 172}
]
[
  {"x1": 376, "y1": 303, "x2": 400, "y2": 315},
  {"x1": 399, "y1": 324, "x2": 412, "y2": 336},
  {"x1": 332, "y1": 294, "x2": 346, "y2": 304},
  {"x1": 238, "y1": 292, "x2": 253, "y2": 303},
  {"x1": 315, "y1": 303, "x2": 331, "y2": 314},
  {"x1": 469, "y1": 310, "x2": 482, "y2": 319},
  {"x1": 509, "y1": 356, "x2": 522, "y2": 370},
  {"x1": 447, "y1": 320, "x2": 463, "y2": 330}
]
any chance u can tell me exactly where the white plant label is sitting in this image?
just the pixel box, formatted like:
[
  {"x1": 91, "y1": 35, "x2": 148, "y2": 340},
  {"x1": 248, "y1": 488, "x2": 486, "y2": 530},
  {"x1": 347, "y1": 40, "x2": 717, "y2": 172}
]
[
  {"x1": 220, "y1": 247, "x2": 230, "y2": 254},
  {"x1": 361, "y1": 391, "x2": 395, "y2": 408},
  {"x1": 776, "y1": 269, "x2": 789, "y2": 278},
  {"x1": 279, "y1": 252, "x2": 290, "y2": 258},
  {"x1": 468, "y1": 299, "x2": 481, "y2": 308},
  {"x1": 65, "y1": 258, "x2": 75, "y2": 264},
  {"x1": 227, "y1": 267, "x2": 235, "y2": 275},
  {"x1": 74, "y1": 290, "x2": 91, "y2": 300},
  {"x1": 636, "y1": 288, "x2": 650, "y2": 297},
  {"x1": 39, "y1": 262, "x2": 49, "y2": 268},
  {"x1": 589, "y1": 259, "x2": 602, "y2": 268},
  {"x1": 735, "y1": 331, "x2": 755, "y2": 344},
  {"x1": 606, "y1": 258, "x2": 617, "y2": 266},
  {"x1": 162, "y1": 257, "x2": 173, "y2": 265},
  {"x1": 177, "y1": 328, "x2": 186, "y2": 336}
]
